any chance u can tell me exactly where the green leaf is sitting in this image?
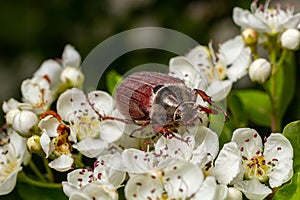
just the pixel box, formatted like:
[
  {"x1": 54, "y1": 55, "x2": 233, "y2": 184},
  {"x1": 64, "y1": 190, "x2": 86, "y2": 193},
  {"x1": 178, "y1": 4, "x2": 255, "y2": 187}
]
[
  {"x1": 282, "y1": 120, "x2": 300, "y2": 172},
  {"x1": 227, "y1": 93, "x2": 247, "y2": 127},
  {"x1": 273, "y1": 172, "x2": 300, "y2": 200},
  {"x1": 106, "y1": 70, "x2": 122, "y2": 95},
  {"x1": 232, "y1": 90, "x2": 271, "y2": 127}
]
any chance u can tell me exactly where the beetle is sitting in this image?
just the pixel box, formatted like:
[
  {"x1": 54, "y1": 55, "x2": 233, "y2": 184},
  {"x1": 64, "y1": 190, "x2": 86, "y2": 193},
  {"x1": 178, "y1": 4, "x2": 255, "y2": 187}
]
[{"x1": 102, "y1": 71, "x2": 228, "y2": 138}]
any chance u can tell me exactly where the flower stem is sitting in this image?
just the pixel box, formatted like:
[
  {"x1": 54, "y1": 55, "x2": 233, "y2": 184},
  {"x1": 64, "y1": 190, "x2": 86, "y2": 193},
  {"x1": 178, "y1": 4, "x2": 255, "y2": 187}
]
[
  {"x1": 18, "y1": 171, "x2": 62, "y2": 189},
  {"x1": 29, "y1": 160, "x2": 47, "y2": 182},
  {"x1": 42, "y1": 157, "x2": 55, "y2": 183}
]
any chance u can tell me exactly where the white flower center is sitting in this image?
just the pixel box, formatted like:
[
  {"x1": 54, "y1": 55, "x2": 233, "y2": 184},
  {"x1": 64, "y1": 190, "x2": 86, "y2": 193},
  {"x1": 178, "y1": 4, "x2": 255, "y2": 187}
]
[{"x1": 71, "y1": 111, "x2": 100, "y2": 140}]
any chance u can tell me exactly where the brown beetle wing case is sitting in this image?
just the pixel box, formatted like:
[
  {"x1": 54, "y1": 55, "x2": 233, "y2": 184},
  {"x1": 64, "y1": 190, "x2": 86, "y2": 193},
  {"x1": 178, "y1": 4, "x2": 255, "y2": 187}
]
[{"x1": 114, "y1": 72, "x2": 183, "y2": 123}]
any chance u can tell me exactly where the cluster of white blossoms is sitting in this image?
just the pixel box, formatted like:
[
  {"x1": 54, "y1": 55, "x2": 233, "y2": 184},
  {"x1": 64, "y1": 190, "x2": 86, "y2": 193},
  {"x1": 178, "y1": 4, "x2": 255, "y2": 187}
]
[{"x1": 0, "y1": 1, "x2": 299, "y2": 199}]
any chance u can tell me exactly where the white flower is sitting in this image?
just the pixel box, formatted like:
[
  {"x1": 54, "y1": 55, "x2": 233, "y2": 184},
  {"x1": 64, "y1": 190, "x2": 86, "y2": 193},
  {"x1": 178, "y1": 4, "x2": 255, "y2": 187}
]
[
  {"x1": 7, "y1": 109, "x2": 39, "y2": 137},
  {"x1": 60, "y1": 44, "x2": 84, "y2": 88},
  {"x1": 62, "y1": 154, "x2": 125, "y2": 200},
  {"x1": 19, "y1": 76, "x2": 53, "y2": 114},
  {"x1": 0, "y1": 129, "x2": 27, "y2": 195},
  {"x1": 169, "y1": 36, "x2": 251, "y2": 101},
  {"x1": 233, "y1": 1, "x2": 300, "y2": 34},
  {"x1": 281, "y1": 28, "x2": 300, "y2": 50},
  {"x1": 33, "y1": 59, "x2": 63, "y2": 91},
  {"x1": 125, "y1": 160, "x2": 227, "y2": 200},
  {"x1": 38, "y1": 112, "x2": 74, "y2": 172},
  {"x1": 249, "y1": 58, "x2": 271, "y2": 83},
  {"x1": 34, "y1": 44, "x2": 84, "y2": 91},
  {"x1": 213, "y1": 128, "x2": 293, "y2": 200},
  {"x1": 57, "y1": 88, "x2": 122, "y2": 158}
]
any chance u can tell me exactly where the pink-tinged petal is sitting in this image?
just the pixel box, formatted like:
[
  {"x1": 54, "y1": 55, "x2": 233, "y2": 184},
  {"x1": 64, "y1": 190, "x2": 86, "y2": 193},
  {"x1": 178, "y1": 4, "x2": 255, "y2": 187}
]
[
  {"x1": 125, "y1": 173, "x2": 164, "y2": 200},
  {"x1": 40, "y1": 131, "x2": 54, "y2": 157},
  {"x1": 234, "y1": 179, "x2": 272, "y2": 200},
  {"x1": 232, "y1": 128, "x2": 262, "y2": 158},
  {"x1": 264, "y1": 133, "x2": 293, "y2": 188},
  {"x1": 62, "y1": 44, "x2": 81, "y2": 68},
  {"x1": 57, "y1": 88, "x2": 86, "y2": 121},
  {"x1": 163, "y1": 160, "x2": 203, "y2": 199},
  {"x1": 213, "y1": 142, "x2": 242, "y2": 185},
  {"x1": 87, "y1": 91, "x2": 114, "y2": 116},
  {"x1": 122, "y1": 149, "x2": 156, "y2": 174},
  {"x1": 48, "y1": 154, "x2": 73, "y2": 172},
  {"x1": 73, "y1": 138, "x2": 108, "y2": 158}
]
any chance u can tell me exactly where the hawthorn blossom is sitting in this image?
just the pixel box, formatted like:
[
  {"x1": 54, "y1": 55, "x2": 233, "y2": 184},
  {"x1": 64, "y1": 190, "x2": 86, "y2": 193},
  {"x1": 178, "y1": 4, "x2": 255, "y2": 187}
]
[
  {"x1": 57, "y1": 88, "x2": 123, "y2": 158},
  {"x1": 0, "y1": 128, "x2": 27, "y2": 195},
  {"x1": 169, "y1": 35, "x2": 251, "y2": 101},
  {"x1": 213, "y1": 128, "x2": 293, "y2": 200},
  {"x1": 62, "y1": 153, "x2": 125, "y2": 200},
  {"x1": 38, "y1": 111, "x2": 74, "y2": 172},
  {"x1": 233, "y1": 1, "x2": 300, "y2": 34},
  {"x1": 34, "y1": 44, "x2": 84, "y2": 91},
  {"x1": 125, "y1": 160, "x2": 227, "y2": 200}
]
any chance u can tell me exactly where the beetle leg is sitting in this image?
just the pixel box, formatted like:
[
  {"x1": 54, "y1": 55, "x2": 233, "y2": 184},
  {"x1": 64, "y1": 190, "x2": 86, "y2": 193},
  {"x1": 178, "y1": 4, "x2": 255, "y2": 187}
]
[
  {"x1": 194, "y1": 89, "x2": 229, "y2": 121},
  {"x1": 101, "y1": 116, "x2": 135, "y2": 124}
]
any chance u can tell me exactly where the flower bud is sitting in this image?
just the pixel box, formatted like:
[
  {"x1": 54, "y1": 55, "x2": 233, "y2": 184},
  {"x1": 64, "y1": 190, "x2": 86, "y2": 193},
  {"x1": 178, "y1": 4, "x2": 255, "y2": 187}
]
[
  {"x1": 60, "y1": 67, "x2": 84, "y2": 88},
  {"x1": 242, "y1": 28, "x2": 258, "y2": 45},
  {"x1": 5, "y1": 109, "x2": 20, "y2": 125},
  {"x1": 12, "y1": 110, "x2": 39, "y2": 137},
  {"x1": 281, "y1": 28, "x2": 300, "y2": 50},
  {"x1": 249, "y1": 58, "x2": 271, "y2": 83},
  {"x1": 27, "y1": 135, "x2": 44, "y2": 156}
]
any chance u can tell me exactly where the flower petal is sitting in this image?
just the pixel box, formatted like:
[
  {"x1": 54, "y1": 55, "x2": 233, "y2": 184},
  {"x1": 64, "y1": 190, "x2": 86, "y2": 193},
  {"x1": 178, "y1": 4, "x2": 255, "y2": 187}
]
[
  {"x1": 99, "y1": 120, "x2": 123, "y2": 143},
  {"x1": 264, "y1": 133, "x2": 293, "y2": 188},
  {"x1": 125, "y1": 173, "x2": 164, "y2": 200},
  {"x1": 62, "y1": 44, "x2": 81, "y2": 68},
  {"x1": 87, "y1": 91, "x2": 114, "y2": 116},
  {"x1": 234, "y1": 179, "x2": 272, "y2": 200},
  {"x1": 0, "y1": 167, "x2": 20, "y2": 195},
  {"x1": 40, "y1": 131, "x2": 54, "y2": 157},
  {"x1": 219, "y1": 36, "x2": 244, "y2": 65},
  {"x1": 169, "y1": 56, "x2": 204, "y2": 89},
  {"x1": 232, "y1": 128, "x2": 262, "y2": 158},
  {"x1": 48, "y1": 154, "x2": 74, "y2": 172},
  {"x1": 122, "y1": 149, "x2": 156, "y2": 174},
  {"x1": 57, "y1": 88, "x2": 86, "y2": 121},
  {"x1": 213, "y1": 142, "x2": 242, "y2": 185},
  {"x1": 81, "y1": 183, "x2": 118, "y2": 200},
  {"x1": 162, "y1": 160, "x2": 204, "y2": 198},
  {"x1": 38, "y1": 115, "x2": 60, "y2": 137},
  {"x1": 206, "y1": 79, "x2": 232, "y2": 101},
  {"x1": 73, "y1": 138, "x2": 108, "y2": 158},
  {"x1": 226, "y1": 47, "x2": 251, "y2": 82},
  {"x1": 190, "y1": 176, "x2": 215, "y2": 200}
]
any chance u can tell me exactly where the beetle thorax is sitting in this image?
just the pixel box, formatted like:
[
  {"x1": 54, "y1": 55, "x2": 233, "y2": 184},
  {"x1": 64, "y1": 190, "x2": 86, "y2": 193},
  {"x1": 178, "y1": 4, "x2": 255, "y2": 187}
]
[{"x1": 151, "y1": 84, "x2": 198, "y2": 128}]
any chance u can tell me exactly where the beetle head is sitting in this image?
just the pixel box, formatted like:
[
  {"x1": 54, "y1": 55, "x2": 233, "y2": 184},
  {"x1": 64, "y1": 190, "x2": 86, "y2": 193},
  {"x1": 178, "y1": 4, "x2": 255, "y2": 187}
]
[{"x1": 173, "y1": 101, "x2": 198, "y2": 125}]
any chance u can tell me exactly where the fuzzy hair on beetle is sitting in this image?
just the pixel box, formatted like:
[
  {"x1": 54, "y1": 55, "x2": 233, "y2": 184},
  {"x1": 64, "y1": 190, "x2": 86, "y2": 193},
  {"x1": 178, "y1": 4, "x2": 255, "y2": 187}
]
[{"x1": 100, "y1": 71, "x2": 228, "y2": 140}]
